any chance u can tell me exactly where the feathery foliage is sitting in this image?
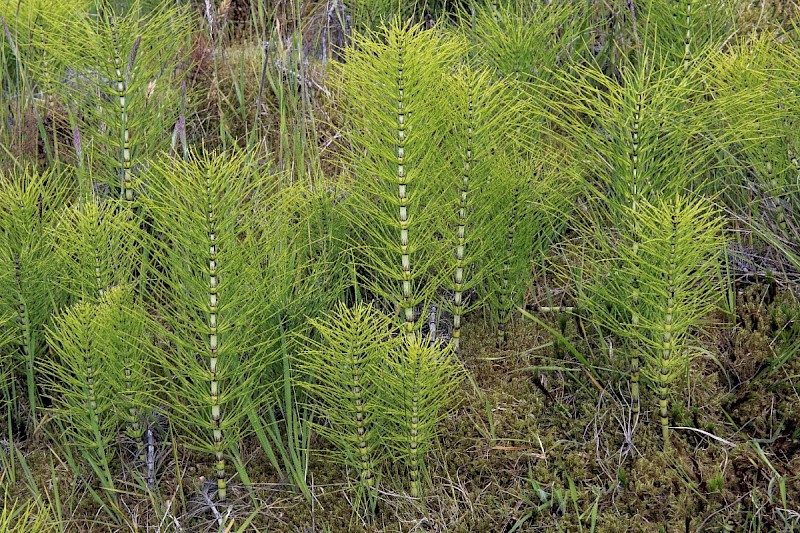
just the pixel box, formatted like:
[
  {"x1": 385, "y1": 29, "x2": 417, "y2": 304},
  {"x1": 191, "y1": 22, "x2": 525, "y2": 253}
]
[
  {"x1": 98, "y1": 285, "x2": 152, "y2": 460},
  {"x1": 641, "y1": 0, "x2": 740, "y2": 71},
  {"x1": 382, "y1": 334, "x2": 463, "y2": 497},
  {"x1": 338, "y1": 20, "x2": 463, "y2": 335},
  {"x1": 34, "y1": 0, "x2": 191, "y2": 201},
  {"x1": 52, "y1": 198, "x2": 138, "y2": 303},
  {"x1": 296, "y1": 302, "x2": 395, "y2": 510},
  {"x1": 144, "y1": 151, "x2": 279, "y2": 500},
  {"x1": 465, "y1": 0, "x2": 581, "y2": 84},
  {"x1": 484, "y1": 153, "x2": 575, "y2": 347},
  {"x1": 554, "y1": 57, "x2": 722, "y2": 417},
  {"x1": 627, "y1": 195, "x2": 724, "y2": 448},
  {"x1": 44, "y1": 298, "x2": 118, "y2": 500},
  {"x1": 0, "y1": 167, "x2": 70, "y2": 424},
  {"x1": 443, "y1": 66, "x2": 521, "y2": 351}
]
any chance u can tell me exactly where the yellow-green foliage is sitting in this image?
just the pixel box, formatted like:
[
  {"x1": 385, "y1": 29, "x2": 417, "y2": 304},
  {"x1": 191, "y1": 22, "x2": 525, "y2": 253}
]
[
  {"x1": 143, "y1": 150, "x2": 280, "y2": 500},
  {"x1": 338, "y1": 20, "x2": 464, "y2": 334},
  {"x1": 0, "y1": 168, "x2": 70, "y2": 422},
  {"x1": 44, "y1": 298, "x2": 118, "y2": 497},
  {"x1": 382, "y1": 334, "x2": 464, "y2": 497},
  {"x1": 31, "y1": 0, "x2": 191, "y2": 199},
  {"x1": 297, "y1": 302, "x2": 395, "y2": 509},
  {"x1": 297, "y1": 302, "x2": 465, "y2": 502}
]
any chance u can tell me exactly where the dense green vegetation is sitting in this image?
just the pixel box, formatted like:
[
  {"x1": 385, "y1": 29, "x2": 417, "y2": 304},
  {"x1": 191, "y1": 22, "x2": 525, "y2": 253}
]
[{"x1": 0, "y1": 0, "x2": 798, "y2": 531}]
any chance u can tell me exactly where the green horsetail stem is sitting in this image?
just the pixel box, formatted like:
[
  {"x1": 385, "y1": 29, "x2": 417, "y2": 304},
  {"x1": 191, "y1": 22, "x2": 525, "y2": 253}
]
[
  {"x1": 82, "y1": 333, "x2": 113, "y2": 488},
  {"x1": 659, "y1": 210, "x2": 679, "y2": 451},
  {"x1": 298, "y1": 303, "x2": 391, "y2": 509},
  {"x1": 109, "y1": 17, "x2": 135, "y2": 202},
  {"x1": 496, "y1": 185, "x2": 519, "y2": 348},
  {"x1": 396, "y1": 40, "x2": 414, "y2": 338},
  {"x1": 206, "y1": 175, "x2": 226, "y2": 500},
  {"x1": 83, "y1": 208, "x2": 107, "y2": 300},
  {"x1": 408, "y1": 389, "x2": 421, "y2": 498},
  {"x1": 384, "y1": 336, "x2": 464, "y2": 499},
  {"x1": 48, "y1": 302, "x2": 117, "y2": 500},
  {"x1": 351, "y1": 347, "x2": 377, "y2": 497},
  {"x1": 452, "y1": 91, "x2": 474, "y2": 353},
  {"x1": 108, "y1": 293, "x2": 145, "y2": 462},
  {"x1": 123, "y1": 365, "x2": 144, "y2": 462},
  {"x1": 629, "y1": 91, "x2": 643, "y2": 423},
  {"x1": 681, "y1": 0, "x2": 692, "y2": 72}
]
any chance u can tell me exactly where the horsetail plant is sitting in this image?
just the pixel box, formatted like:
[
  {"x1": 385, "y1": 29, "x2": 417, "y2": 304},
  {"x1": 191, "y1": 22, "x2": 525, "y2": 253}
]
[
  {"x1": 641, "y1": 0, "x2": 739, "y2": 72},
  {"x1": 0, "y1": 313, "x2": 14, "y2": 421},
  {"x1": 296, "y1": 302, "x2": 395, "y2": 512},
  {"x1": 0, "y1": 167, "x2": 70, "y2": 425},
  {"x1": 444, "y1": 66, "x2": 521, "y2": 352},
  {"x1": 381, "y1": 334, "x2": 464, "y2": 498},
  {"x1": 464, "y1": 0, "x2": 579, "y2": 86},
  {"x1": 549, "y1": 57, "x2": 721, "y2": 417},
  {"x1": 338, "y1": 20, "x2": 463, "y2": 337},
  {"x1": 625, "y1": 195, "x2": 725, "y2": 449},
  {"x1": 52, "y1": 198, "x2": 138, "y2": 303},
  {"x1": 484, "y1": 153, "x2": 575, "y2": 348},
  {"x1": 35, "y1": 0, "x2": 191, "y2": 202},
  {"x1": 144, "y1": 151, "x2": 278, "y2": 501},
  {"x1": 43, "y1": 298, "x2": 118, "y2": 502},
  {"x1": 98, "y1": 285, "x2": 151, "y2": 463},
  {"x1": 52, "y1": 193, "x2": 150, "y2": 462}
]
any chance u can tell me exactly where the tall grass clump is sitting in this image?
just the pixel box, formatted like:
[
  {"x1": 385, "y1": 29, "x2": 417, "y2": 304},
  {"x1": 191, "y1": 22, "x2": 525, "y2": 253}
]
[
  {"x1": 243, "y1": 183, "x2": 346, "y2": 499},
  {"x1": 144, "y1": 151, "x2": 279, "y2": 501},
  {"x1": 0, "y1": 167, "x2": 69, "y2": 425},
  {"x1": 338, "y1": 20, "x2": 463, "y2": 336}
]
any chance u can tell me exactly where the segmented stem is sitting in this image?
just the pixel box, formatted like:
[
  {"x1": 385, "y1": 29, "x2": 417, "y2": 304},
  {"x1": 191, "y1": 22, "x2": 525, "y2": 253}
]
[
  {"x1": 496, "y1": 185, "x2": 519, "y2": 348},
  {"x1": 123, "y1": 366, "x2": 144, "y2": 461},
  {"x1": 82, "y1": 314, "x2": 115, "y2": 495},
  {"x1": 452, "y1": 91, "x2": 474, "y2": 353},
  {"x1": 682, "y1": 0, "x2": 691, "y2": 71},
  {"x1": 396, "y1": 40, "x2": 413, "y2": 337},
  {"x1": 629, "y1": 92, "x2": 642, "y2": 422},
  {"x1": 206, "y1": 176, "x2": 226, "y2": 500},
  {"x1": 408, "y1": 387, "x2": 421, "y2": 497},
  {"x1": 659, "y1": 210, "x2": 678, "y2": 451},
  {"x1": 350, "y1": 349, "x2": 376, "y2": 497},
  {"x1": 109, "y1": 17, "x2": 133, "y2": 202}
]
